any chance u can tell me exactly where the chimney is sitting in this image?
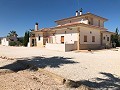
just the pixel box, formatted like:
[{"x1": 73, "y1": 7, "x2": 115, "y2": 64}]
[
  {"x1": 35, "y1": 22, "x2": 38, "y2": 31},
  {"x1": 76, "y1": 11, "x2": 79, "y2": 16},
  {"x1": 80, "y1": 8, "x2": 83, "y2": 15}
]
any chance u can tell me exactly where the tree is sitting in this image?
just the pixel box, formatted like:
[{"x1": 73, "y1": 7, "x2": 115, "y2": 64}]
[
  {"x1": 111, "y1": 27, "x2": 120, "y2": 47},
  {"x1": 7, "y1": 30, "x2": 18, "y2": 37},
  {"x1": 23, "y1": 31, "x2": 30, "y2": 47},
  {"x1": 17, "y1": 37, "x2": 24, "y2": 46}
]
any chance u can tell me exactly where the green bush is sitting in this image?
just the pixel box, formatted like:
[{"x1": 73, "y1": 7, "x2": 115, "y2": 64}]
[
  {"x1": 9, "y1": 41, "x2": 17, "y2": 46},
  {"x1": 9, "y1": 41, "x2": 24, "y2": 46}
]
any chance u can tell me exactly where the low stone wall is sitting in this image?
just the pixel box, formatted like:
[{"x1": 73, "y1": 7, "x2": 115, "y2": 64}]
[
  {"x1": 80, "y1": 44, "x2": 101, "y2": 50},
  {"x1": 102, "y1": 43, "x2": 112, "y2": 49},
  {"x1": 45, "y1": 43, "x2": 76, "y2": 52},
  {"x1": 65, "y1": 44, "x2": 77, "y2": 51}
]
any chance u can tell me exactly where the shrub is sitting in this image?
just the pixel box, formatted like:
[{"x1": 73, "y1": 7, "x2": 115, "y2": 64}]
[{"x1": 9, "y1": 41, "x2": 17, "y2": 46}]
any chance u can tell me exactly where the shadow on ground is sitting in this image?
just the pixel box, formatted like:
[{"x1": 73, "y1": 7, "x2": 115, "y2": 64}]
[
  {"x1": 75, "y1": 72, "x2": 120, "y2": 90},
  {"x1": 0, "y1": 56, "x2": 78, "y2": 72}
]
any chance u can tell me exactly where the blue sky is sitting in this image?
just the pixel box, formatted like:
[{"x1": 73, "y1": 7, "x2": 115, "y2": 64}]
[{"x1": 0, "y1": 0, "x2": 120, "y2": 37}]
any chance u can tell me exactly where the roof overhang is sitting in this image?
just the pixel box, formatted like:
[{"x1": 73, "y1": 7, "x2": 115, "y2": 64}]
[
  {"x1": 55, "y1": 13, "x2": 108, "y2": 23},
  {"x1": 101, "y1": 31, "x2": 115, "y2": 34},
  {"x1": 49, "y1": 22, "x2": 107, "y2": 31}
]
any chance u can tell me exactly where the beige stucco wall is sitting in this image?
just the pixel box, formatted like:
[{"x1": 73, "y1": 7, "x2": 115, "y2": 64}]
[
  {"x1": 36, "y1": 33, "x2": 44, "y2": 47},
  {"x1": 46, "y1": 43, "x2": 76, "y2": 52},
  {"x1": 93, "y1": 18, "x2": 99, "y2": 26},
  {"x1": 51, "y1": 26, "x2": 102, "y2": 50},
  {"x1": 102, "y1": 32, "x2": 111, "y2": 46},
  {"x1": 100, "y1": 21, "x2": 104, "y2": 27},
  {"x1": 46, "y1": 43, "x2": 66, "y2": 52},
  {"x1": 80, "y1": 27, "x2": 101, "y2": 45},
  {"x1": 54, "y1": 27, "x2": 102, "y2": 46},
  {"x1": 53, "y1": 28, "x2": 78, "y2": 44},
  {"x1": 29, "y1": 32, "x2": 44, "y2": 47},
  {"x1": 93, "y1": 18, "x2": 104, "y2": 27}
]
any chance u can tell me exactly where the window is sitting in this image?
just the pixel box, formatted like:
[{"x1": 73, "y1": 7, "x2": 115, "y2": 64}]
[
  {"x1": 61, "y1": 36, "x2": 64, "y2": 43},
  {"x1": 84, "y1": 35, "x2": 87, "y2": 42},
  {"x1": 92, "y1": 36, "x2": 95, "y2": 42},
  {"x1": 107, "y1": 37, "x2": 109, "y2": 41},
  {"x1": 38, "y1": 36, "x2": 40, "y2": 41}
]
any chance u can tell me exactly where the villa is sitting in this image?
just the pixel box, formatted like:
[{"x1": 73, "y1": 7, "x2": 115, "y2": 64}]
[{"x1": 29, "y1": 10, "x2": 114, "y2": 51}]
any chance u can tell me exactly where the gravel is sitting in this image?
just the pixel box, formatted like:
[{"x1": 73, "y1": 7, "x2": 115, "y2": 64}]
[{"x1": 0, "y1": 45, "x2": 120, "y2": 89}]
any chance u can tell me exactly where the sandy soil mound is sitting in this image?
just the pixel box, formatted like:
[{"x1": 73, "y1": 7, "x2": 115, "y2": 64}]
[{"x1": 0, "y1": 70, "x2": 67, "y2": 90}]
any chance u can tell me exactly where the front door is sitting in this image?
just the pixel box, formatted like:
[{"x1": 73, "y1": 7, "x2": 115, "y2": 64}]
[
  {"x1": 61, "y1": 36, "x2": 64, "y2": 44},
  {"x1": 32, "y1": 39, "x2": 35, "y2": 46},
  {"x1": 32, "y1": 39, "x2": 36, "y2": 46}
]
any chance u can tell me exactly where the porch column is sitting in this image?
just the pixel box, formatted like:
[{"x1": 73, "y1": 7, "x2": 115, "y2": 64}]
[
  {"x1": 77, "y1": 27, "x2": 80, "y2": 50},
  {"x1": 100, "y1": 33, "x2": 103, "y2": 45},
  {"x1": 29, "y1": 38, "x2": 31, "y2": 47},
  {"x1": 48, "y1": 37, "x2": 50, "y2": 43}
]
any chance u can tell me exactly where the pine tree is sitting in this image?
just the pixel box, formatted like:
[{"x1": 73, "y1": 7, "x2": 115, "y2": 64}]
[
  {"x1": 111, "y1": 27, "x2": 120, "y2": 47},
  {"x1": 23, "y1": 31, "x2": 30, "y2": 47},
  {"x1": 27, "y1": 31, "x2": 30, "y2": 43}
]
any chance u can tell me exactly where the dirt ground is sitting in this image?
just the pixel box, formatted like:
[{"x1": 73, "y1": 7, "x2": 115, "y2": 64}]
[
  {"x1": 0, "y1": 69, "x2": 79, "y2": 90},
  {"x1": 0, "y1": 46, "x2": 120, "y2": 90},
  {"x1": 0, "y1": 58, "x2": 88, "y2": 90}
]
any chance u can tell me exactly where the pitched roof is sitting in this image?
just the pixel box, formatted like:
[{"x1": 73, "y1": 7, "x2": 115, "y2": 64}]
[
  {"x1": 31, "y1": 21, "x2": 107, "y2": 33},
  {"x1": 55, "y1": 12, "x2": 108, "y2": 22}
]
